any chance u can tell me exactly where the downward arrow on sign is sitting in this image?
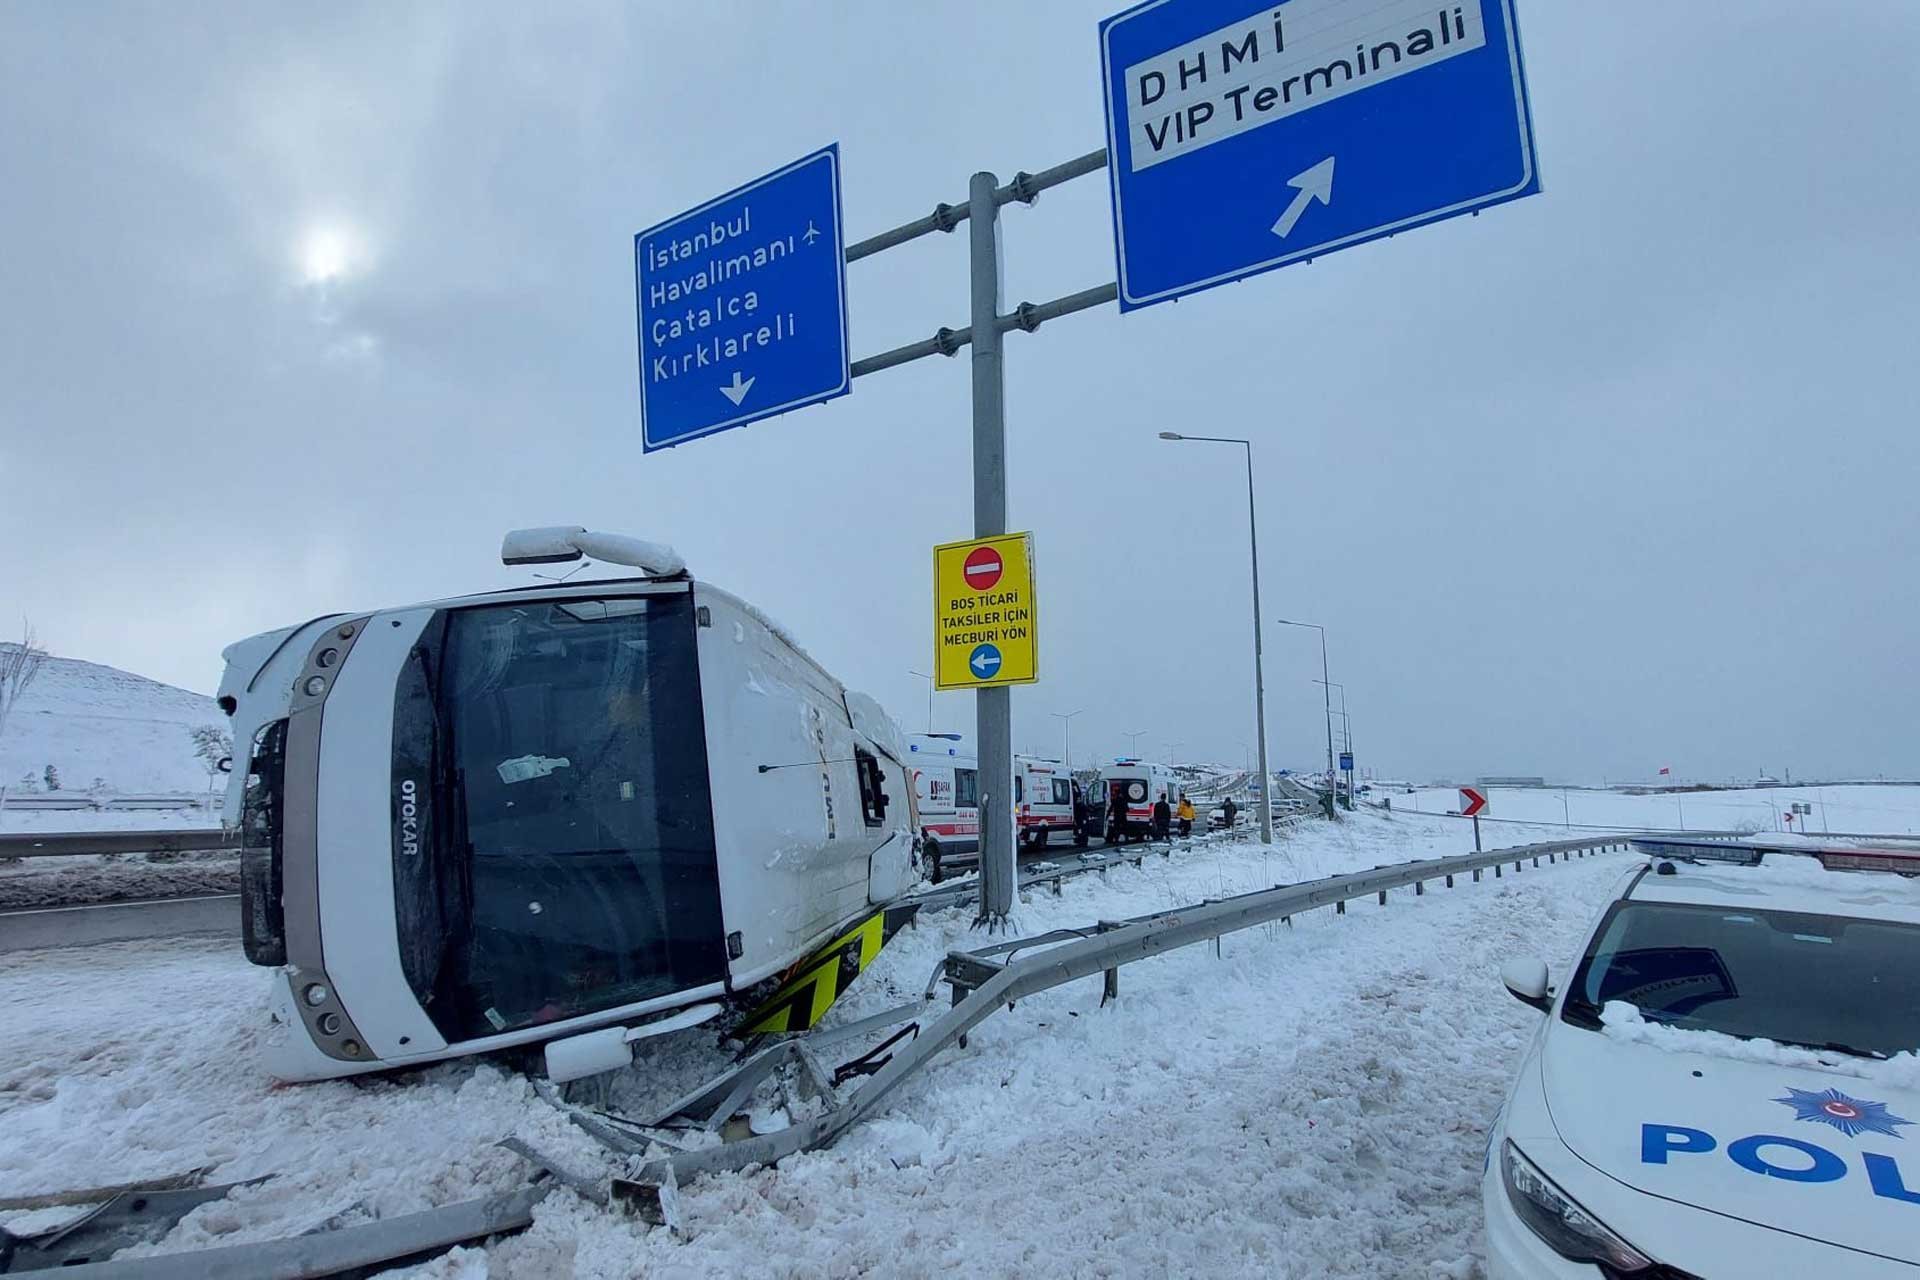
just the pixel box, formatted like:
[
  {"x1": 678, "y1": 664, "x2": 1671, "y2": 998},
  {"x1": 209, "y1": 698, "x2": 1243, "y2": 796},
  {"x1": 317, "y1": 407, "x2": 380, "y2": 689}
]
[
  {"x1": 719, "y1": 371, "x2": 755, "y2": 406},
  {"x1": 1271, "y1": 156, "x2": 1336, "y2": 239}
]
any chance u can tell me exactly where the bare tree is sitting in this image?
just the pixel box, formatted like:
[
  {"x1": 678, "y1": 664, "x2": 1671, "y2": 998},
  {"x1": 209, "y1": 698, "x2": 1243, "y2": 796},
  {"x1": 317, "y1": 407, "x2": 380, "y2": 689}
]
[
  {"x1": 0, "y1": 622, "x2": 48, "y2": 830},
  {"x1": 0, "y1": 620, "x2": 47, "y2": 743},
  {"x1": 188, "y1": 724, "x2": 234, "y2": 798}
]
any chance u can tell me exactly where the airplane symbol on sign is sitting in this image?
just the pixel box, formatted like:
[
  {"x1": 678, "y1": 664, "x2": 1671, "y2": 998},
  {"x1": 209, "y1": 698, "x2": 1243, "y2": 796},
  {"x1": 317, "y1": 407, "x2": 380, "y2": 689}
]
[{"x1": 802, "y1": 221, "x2": 822, "y2": 245}]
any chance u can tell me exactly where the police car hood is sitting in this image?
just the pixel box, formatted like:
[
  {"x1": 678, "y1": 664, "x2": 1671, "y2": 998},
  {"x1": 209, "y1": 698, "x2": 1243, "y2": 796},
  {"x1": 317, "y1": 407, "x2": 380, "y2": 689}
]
[{"x1": 1543, "y1": 1019, "x2": 1920, "y2": 1265}]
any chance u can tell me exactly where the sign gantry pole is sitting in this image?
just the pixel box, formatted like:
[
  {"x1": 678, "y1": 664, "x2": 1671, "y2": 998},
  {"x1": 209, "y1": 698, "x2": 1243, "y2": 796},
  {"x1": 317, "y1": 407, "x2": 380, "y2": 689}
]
[
  {"x1": 637, "y1": 0, "x2": 1544, "y2": 929},
  {"x1": 967, "y1": 170, "x2": 1016, "y2": 926}
]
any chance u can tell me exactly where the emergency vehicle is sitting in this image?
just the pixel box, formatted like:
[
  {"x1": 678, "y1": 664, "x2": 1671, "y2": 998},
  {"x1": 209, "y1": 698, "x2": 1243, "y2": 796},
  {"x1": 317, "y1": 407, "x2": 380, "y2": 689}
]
[
  {"x1": 1484, "y1": 837, "x2": 1920, "y2": 1278},
  {"x1": 1097, "y1": 759, "x2": 1180, "y2": 841},
  {"x1": 1014, "y1": 756, "x2": 1077, "y2": 849},
  {"x1": 906, "y1": 733, "x2": 977, "y2": 876}
]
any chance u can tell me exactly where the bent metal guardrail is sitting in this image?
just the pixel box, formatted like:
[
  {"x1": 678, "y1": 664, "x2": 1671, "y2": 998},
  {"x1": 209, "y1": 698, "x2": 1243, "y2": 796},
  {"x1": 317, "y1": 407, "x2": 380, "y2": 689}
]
[
  {"x1": 24, "y1": 832, "x2": 1713, "y2": 1278},
  {"x1": 625, "y1": 831, "x2": 1690, "y2": 1188}
]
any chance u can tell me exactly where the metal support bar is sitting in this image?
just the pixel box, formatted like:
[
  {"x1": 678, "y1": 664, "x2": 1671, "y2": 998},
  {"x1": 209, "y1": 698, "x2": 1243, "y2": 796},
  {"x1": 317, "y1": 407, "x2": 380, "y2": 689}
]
[
  {"x1": 995, "y1": 149, "x2": 1106, "y2": 205},
  {"x1": 41, "y1": 1186, "x2": 551, "y2": 1280},
  {"x1": 846, "y1": 203, "x2": 968, "y2": 262},
  {"x1": 848, "y1": 280, "x2": 1119, "y2": 381}
]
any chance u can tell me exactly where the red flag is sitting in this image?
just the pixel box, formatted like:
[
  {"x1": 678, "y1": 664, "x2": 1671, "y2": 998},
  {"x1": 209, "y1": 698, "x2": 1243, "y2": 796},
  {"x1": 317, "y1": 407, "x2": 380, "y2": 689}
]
[{"x1": 1658, "y1": 766, "x2": 1671, "y2": 776}]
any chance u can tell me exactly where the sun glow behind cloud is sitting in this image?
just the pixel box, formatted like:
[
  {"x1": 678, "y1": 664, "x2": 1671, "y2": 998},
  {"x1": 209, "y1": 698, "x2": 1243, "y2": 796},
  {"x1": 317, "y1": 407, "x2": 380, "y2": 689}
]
[{"x1": 297, "y1": 223, "x2": 358, "y2": 285}]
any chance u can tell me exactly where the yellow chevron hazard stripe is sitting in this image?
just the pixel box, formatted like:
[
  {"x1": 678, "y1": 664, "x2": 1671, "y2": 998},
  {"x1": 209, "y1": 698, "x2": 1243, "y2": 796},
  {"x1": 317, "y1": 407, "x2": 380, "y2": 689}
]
[{"x1": 738, "y1": 905, "x2": 914, "y2": 1036}]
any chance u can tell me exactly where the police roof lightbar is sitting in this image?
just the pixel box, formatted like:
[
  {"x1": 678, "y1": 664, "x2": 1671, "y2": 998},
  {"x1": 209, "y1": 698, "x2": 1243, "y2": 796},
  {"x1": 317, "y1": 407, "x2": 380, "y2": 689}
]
[
  {"x1": 501, "y1": 526, "x2": 686, "y2": 576},
  {"x1": 1631, "y1": 836, "x2": 1920, "y2": 877}
]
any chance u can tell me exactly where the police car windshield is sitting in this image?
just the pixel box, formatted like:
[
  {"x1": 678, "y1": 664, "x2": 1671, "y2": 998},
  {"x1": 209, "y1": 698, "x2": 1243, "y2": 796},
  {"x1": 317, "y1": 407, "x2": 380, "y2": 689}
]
[{"x1": 1564, "y1": 900, "x2": 1920, "y2": 1059}]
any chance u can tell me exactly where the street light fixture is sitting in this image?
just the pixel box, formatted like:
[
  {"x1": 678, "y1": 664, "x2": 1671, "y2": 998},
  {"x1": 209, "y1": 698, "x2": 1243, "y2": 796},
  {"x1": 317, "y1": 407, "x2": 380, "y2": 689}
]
[
  {"x1": 1123, "y1": 729, "x2": 1147, "y2": 756},
  {"x1": 906, "y1": 669, "x2": 934, "y2": 733},
  {"x1": 1051, "y1": 708, "x2": 1085, "y2": 774},
  {"x1": 1277, "y1": 618, "x2": 1337, "y2": 815},
  {"x1": 1159, "y1": 431, "x2": 1273, "y2": 844},
  {"x1": 1314, "y1": 678, "x2": 1353, "y2": 810}
]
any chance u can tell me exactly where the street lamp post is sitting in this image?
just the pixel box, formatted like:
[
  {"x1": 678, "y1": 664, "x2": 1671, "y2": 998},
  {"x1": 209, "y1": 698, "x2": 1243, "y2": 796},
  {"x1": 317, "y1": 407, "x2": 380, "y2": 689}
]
[
  {"x1": 1123, "y1": 729, "x2": 1147, "y2": 757},
  {"x1": 1278, "y1": 619, "x2": 1336, "y2": 817},
  {"x1": 1159, "y1": 431, "x2": 1273, "y2": 844},
  {"x1": 1314, "y1": 678, "x2": 1352, "y2": 808},
  {"x1": 906, "y1": 669, "x2": 934, "y2": 733},
  {"x1": 1051, "y1": 708, "x2": 1085, "y2": 775}
]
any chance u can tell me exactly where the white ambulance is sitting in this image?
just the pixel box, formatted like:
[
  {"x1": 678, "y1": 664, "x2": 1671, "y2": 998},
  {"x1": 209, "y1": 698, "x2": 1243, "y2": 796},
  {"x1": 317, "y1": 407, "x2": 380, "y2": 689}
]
[
  {"x1": 906, "y1": 733, "x2": 977, "y2": 879},
  {"x1": 1014, "y1": 755, "x2": 1078, "y2": 849},
  {"x1": 1097, "y1": 759, "x2": 1181, "y2": 841}
]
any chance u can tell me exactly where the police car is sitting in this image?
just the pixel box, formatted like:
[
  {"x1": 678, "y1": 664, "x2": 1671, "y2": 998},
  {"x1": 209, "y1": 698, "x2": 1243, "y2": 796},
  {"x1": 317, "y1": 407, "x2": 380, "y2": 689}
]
[{"x1": 1484, "y1": 838, "x2": 1920, "y2": 1278}]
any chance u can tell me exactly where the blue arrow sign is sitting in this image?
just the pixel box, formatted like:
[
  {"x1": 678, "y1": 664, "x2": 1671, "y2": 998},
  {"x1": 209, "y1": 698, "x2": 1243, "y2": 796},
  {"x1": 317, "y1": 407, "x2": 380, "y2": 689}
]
[
  {"x1": 968, "y1": 643, "x2": 1003, "y2": 680},
  {"x1": 635, "y1": 145, "x2": 850, "y2": 451},
  {"x1": 1100, "y1": 0, "x2": 1539, "y2": 311}
]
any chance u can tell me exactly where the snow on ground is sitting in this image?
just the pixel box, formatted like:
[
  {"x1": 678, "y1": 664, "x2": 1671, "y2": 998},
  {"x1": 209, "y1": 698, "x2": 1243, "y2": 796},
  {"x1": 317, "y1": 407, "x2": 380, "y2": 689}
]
[
  {"x1": 0, "y1": 644, "x2": 228, "y2": 821},
  {"x1": 1388, "y1": 783, "x2": 1920, "y2": 838},
  {"x1": 0, "y1": 810, "x2": 1633, "y2": 1277}
]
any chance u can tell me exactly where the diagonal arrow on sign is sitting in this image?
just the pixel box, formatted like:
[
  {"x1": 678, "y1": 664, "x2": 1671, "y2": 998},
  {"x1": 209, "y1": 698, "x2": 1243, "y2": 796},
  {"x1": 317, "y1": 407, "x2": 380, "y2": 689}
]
[
  {"x1": 1270, "y1": 156, "x2": 1336, "y2": 240},
  {"x1": 719, "y1": 371, "x2": 755, "y2": 406}
]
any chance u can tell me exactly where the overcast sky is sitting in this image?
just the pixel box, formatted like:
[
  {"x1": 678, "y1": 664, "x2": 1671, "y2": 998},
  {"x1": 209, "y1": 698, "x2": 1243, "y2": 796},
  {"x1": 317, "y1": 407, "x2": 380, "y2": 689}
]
[{"x1": 2, "y1": 2, "x2": 1915, "y2": 784}]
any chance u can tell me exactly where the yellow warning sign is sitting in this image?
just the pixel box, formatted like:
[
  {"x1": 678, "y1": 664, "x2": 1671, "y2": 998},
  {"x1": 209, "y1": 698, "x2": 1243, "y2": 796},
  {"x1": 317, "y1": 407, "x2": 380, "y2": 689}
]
[{"x1": 933, "y1": 532, "x2": 1038, "y2": 690}]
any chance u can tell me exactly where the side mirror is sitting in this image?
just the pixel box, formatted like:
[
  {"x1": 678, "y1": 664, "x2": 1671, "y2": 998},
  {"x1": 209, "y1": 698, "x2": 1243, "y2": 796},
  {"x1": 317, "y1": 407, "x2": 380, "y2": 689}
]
[{"x1": 1500, "y1": 957, "x2": 1553, "y2": 1013}]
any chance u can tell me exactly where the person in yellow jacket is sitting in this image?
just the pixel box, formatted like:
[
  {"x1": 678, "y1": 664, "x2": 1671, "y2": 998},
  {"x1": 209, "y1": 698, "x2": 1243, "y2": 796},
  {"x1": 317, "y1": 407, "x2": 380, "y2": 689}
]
[{"x1": 1176, "y1": 795, "x2": 1196, "y2": 837}]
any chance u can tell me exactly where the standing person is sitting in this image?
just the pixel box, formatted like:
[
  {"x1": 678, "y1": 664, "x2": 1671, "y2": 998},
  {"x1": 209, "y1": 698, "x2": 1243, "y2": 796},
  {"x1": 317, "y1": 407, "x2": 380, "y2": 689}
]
[
  {"x1": 1176, "y1": 794, "x2": 1195, "y2": 837},
  {"x1": 1223, "y1": 795, "x2": 1238, "y2": 830},
  {"x1": 1152, "y1": 791, "x2": 1172, "y2": 842}
]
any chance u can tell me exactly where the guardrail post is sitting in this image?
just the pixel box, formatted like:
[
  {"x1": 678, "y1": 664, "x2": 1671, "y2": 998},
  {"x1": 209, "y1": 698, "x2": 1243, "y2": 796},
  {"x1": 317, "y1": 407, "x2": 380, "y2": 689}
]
[
  {"x1": 1445, "y1": 873, "x2": 1454, "y2": 888},
  {"x1": 1493, "y1": 863, "x2": 1501, "y2": 877},
  {"x1": 1376, "y1": 889, "x2": 1387, "y2": 905},
  {"x1": 1415, "y1": 879, "x2": 1425, "y2": 895},
  {"x1": 1097, "y1": 920, "x2": 1122, "y2": 1004},
  {"x1": 1472, "y1": 868, "x2": 1481, "y2": 882},
  {"x1": 1335, "y1": 899, "x2": 1346, "y2": 914}
]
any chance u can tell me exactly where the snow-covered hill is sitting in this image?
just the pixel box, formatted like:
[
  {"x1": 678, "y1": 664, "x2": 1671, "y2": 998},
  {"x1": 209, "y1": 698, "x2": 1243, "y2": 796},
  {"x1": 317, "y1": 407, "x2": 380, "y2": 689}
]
[{"x1": 0, "y1": 644, "x2": 228, "y2": 798}]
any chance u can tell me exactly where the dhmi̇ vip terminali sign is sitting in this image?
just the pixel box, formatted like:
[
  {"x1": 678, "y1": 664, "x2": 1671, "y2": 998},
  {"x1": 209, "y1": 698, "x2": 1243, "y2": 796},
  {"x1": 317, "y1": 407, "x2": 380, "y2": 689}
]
[
  {"x1": 1100, "y1": 0, "x2": 1540, "y2": 310},
  {"x1": 635, "y1": 145, "x2": 851, "y2": 451}
]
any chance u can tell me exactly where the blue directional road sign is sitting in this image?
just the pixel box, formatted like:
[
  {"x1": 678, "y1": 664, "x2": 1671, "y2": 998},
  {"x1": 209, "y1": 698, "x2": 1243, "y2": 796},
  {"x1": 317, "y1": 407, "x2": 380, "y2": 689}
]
[
  {"x1": 968, "y1": 643, "x2": 1004, "y2": 681},
  {"x1": 1339, "y1": 751, "x2": 1354, "y2": 771},
  {"x1": 635, "y1": 145, "x2": 850, "y2": 451},
  {"x1": 1099, "y1": 0, "x2": 1539, "y2": 310}
]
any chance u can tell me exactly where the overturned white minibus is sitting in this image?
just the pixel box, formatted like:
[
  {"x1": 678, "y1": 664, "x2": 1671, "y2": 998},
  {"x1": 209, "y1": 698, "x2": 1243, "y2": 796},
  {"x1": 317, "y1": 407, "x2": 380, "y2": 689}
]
[{"x1": 220, "y1": 529, "x2": 917, "y2": 1081}]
